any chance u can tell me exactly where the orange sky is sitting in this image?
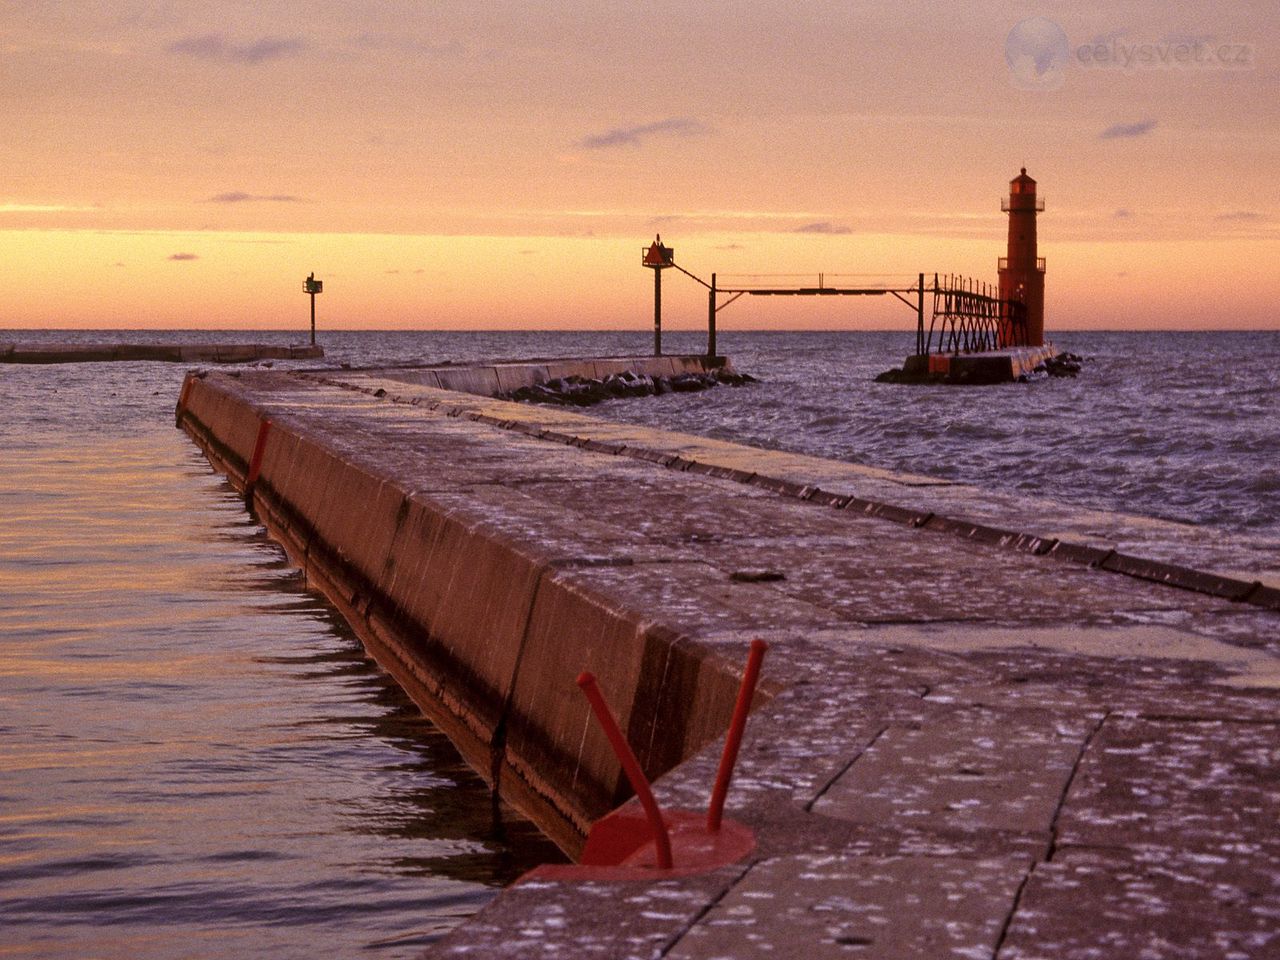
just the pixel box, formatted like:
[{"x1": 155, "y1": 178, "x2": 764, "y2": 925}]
[{"x1": 2, "y1": 1, "x2": 1277, "y2": 330}]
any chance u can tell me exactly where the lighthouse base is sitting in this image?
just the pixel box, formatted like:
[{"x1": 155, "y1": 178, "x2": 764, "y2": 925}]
[{"x1": 876, "y1": 344, "x2": 1059, "y2": 385}]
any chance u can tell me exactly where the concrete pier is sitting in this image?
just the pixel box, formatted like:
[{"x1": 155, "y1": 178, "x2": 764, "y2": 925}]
[
  {"x1": 1, "y1": 341, "x2": 323, "y2": 364},
  {"x1": 881, "y1": 345, "x2": 1058, "y2": 384},
  {"x1": 176, "y1": 358, "x2": 1279, "y2": 959},
  {"x1": 347, "y1": 353, "x2": 731, "y2": 401}
]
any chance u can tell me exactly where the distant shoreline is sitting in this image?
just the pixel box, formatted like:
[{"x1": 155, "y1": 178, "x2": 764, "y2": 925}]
[{"x1": 1, "y1": 341, "x2": 323, "y2": 364}]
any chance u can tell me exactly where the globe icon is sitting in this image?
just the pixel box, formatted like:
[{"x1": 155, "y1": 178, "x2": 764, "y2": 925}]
[{"x1": 1005, "y1": 17, "x2": 1069, "y2": 90}]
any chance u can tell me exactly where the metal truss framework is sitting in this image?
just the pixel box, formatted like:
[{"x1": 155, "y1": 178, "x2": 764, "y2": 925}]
[
  {"x1": 925, "y1": 274, "x2": 1028, "y2": 356},
  {"x1": 653, "y1": 259, "x2": 1028, "y2": 358}
]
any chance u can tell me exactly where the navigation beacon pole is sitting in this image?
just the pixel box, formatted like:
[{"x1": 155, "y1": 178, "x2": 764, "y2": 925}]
[
  {"x1": 304, "y1": 273, "x2": 323, "y2": 346},
  {"x1": 641, "y1": 236, "x2": 673, "y2": 356}
]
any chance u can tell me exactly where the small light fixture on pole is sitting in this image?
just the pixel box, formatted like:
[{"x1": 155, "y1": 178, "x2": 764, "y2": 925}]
[
  {"x1": 641, "y1": 235, "x2": 674, "y2": 356},
  {"x1": 303, "y1": 272, "x2": 323, "y2": 345}
]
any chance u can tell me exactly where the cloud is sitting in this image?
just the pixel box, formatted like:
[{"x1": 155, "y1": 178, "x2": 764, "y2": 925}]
[
  {"x1": 168, "y1": 252, "x2": 199, "y2": 261},
  {"x1": 579, "y1": 118, "x2": 708, "y2": 150},
  {"x1": 794, "y1": 221, "x2": 852, "y2": 235},
  {"x1": 1114, "y1": 208, "x2": 1133, "y2": 218},
  {"x1": 168, "y1": 34, "x2": 304, "y2": 65},
  {"x1": 1215, "y1": 211, "x2": 1263, "y2": 221},
  {"x1": 1099, "y1": 119, "x2": 1157, "y2": 139},
  {"x1": 204, "y1": 191, "x2": 306, "y2": 203},
  {"x1": 714, "y1": 243, "x2": 745, "y2": 250}
]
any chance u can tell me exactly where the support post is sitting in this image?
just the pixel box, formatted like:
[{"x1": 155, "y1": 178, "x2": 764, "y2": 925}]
[
  {"x1": 653, "y1": 265, "x2": 662, "y2": 356},
  {"x1": 576, "y1": 672, "x2": 673, "y2": 869},
  {"x1": 707, "y1": 639, "x2": 768, "y2": 833},
  {"x1": 309, "y1": 291, "x2": 316, "y2": 346},
  {"x1": 916, "y1": 272, "x2": 924, "y2": 356},
  {"x1": 707, "y1": 272, "x2": 717, "y2": 358}
]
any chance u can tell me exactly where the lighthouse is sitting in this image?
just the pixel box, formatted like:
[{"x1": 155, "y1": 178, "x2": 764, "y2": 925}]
[{"x1": 998, "y1": 168, "x2": 1046, "y2": 347}]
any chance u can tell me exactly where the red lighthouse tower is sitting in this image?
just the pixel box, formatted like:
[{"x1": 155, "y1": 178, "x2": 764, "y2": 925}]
[{"x1": 998, "y1": 168, "x2": 1045, "y2": 347}]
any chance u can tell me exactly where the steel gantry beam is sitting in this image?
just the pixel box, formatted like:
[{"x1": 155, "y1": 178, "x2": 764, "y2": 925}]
[
  {"x1": 701, "y1": 273, "x2": 926, "y2": 358},
  {"x1": 645, "y1": 245, "x2": 1021, "y2": 359}
]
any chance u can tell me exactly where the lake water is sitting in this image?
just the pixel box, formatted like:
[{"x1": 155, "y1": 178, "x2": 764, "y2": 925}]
[
  {"x1": 0, "y1": 352, "x2": 561, "y2": 960},
  {"x1": 2, "y1": 327, "x2": 1276, "y2": 958},
  {"x1": 311, "y1": 327, "x2": 1277, "y2": 538}
]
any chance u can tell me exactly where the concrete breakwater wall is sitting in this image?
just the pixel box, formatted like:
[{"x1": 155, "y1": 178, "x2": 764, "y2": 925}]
[
  {"x1": 175, "y1": 357, "x2": 1280, "y2": 957},
  {"x1": 876, "y1": 344, "x2": 1059, "y2": 384},
  {"x1": 1, "y1": 341, "x2": 323, "y2": 364},
  {"x1": 364, "y1": 353, "x2": 728, "y2": 398},
  {"x1": 176, "y1": 355, "x2": 749, "y2": 855}
]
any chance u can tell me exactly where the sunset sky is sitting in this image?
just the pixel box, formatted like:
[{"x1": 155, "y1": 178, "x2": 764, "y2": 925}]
[{"x1": 3, "y1": 0, "x2": 1276, "y2": 331}]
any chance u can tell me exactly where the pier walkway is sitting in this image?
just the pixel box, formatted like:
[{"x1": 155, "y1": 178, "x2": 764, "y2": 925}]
[{"x1": 176, "y1": 360, "x2": 1279, "y2": 960}]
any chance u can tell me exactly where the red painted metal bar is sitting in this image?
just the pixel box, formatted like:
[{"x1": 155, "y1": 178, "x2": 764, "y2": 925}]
[
  {"x1": 706, "y1": 638, "x2": 769, "y2": 833},
  {"x1": 576, "y1": 671, "x2": 673, "y2": 869},
  {"x1": 246, "y1": 419, "x2": 272, "y2": 489}
]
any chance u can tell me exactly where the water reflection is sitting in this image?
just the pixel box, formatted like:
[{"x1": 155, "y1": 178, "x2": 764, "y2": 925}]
[{"x1": 0, "y1": 359, "x2": 560, "y2": 960}]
